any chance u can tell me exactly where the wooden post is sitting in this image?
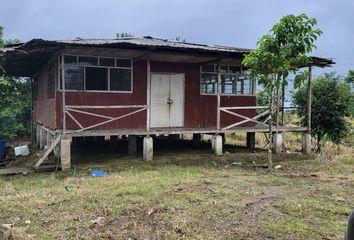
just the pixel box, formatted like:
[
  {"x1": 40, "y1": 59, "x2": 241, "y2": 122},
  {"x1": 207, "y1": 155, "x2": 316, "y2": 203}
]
[
  {"x1": 146, "y1": 56, "x2": 151, "y2": 135},
  {"x1": 246, "y1": 132, "x2": 256, "y2": 149},
  {"x1": 216, "y1": 62, "x2": 221, "y2": 131},
  {"x1": 307, "y1": 66, "x2": 312, "y2": 133},
  {"x1": 275, "y1": 86, "x2": 280, "y2": 133},
  {"x1": 281, "y1": 78, "x2": 286, "y2": 126},
  {"x1": 302, "y1": 66, "x2": 313, "y2": 154},
  {"x1": 61, "y1": 54, "x2": 66, "y2": 135}
]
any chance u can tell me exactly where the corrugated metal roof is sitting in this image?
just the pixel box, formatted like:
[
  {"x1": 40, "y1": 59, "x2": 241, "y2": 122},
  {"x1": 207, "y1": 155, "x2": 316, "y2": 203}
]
[{"x1": 2, "y1": 36, "x2": 252, "y2": 54}]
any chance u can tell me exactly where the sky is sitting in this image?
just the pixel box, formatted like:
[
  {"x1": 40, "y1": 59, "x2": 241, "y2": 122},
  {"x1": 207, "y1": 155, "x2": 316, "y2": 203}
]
[{"x1": 1, "y1": 0, "x2": 354, "y2": 76}]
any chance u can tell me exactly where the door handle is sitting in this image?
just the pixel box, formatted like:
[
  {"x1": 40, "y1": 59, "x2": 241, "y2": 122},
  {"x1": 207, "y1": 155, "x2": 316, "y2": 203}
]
[{"x1": 167, "y1": 98, "x2": 173, "y2": 104}]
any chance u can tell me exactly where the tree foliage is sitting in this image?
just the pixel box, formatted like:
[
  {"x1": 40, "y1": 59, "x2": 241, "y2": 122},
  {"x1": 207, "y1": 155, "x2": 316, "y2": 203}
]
[
  {"x1": 0, "y1": 26, "x2": 4, "y2": 48},
  {"x1": 293, "y1": 73, "x2": 353, "y2": 151},
  {"x1": 243, "y1": 14, "x2": 322, "y2": 89},
  {"x1": 242, "y1": 14, "x2": 322, "y2": 165},
  {"x1": 116, "y1": 32, "x2": 134, "y2": 38},
  {"x1": 0, "y1": 26, "x2": 31, "y2": 138}
]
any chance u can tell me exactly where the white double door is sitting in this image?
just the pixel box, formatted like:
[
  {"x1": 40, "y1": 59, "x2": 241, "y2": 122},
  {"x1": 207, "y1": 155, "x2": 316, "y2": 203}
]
[{"x1": 150, "y1": 73, "x2": 184, "y2": 128}]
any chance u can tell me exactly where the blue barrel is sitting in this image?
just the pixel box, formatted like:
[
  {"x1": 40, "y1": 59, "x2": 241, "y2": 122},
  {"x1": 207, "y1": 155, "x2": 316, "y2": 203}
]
[{"x1": 0, "y1": 140, "x2": 5, "y2": 160}]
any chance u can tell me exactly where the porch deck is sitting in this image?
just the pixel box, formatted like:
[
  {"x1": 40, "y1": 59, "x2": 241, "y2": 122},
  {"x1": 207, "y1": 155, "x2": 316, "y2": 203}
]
[{"x1": 65, "y1": 126, "x2": 307, "y2": 137}]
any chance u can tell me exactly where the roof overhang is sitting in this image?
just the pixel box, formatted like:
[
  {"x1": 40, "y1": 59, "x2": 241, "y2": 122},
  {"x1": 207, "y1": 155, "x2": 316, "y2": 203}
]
[{"x1": 0, "y1": 37, "x2": 335, "y2": 77}]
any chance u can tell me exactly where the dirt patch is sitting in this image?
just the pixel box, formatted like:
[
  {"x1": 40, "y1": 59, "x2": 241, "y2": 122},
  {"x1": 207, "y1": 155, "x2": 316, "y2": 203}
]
[
  {"x1": 240, "y1": 197, "x2": 278, "y2": 239},
  {"x1": 97, "y1": 208, "x2": 167, "y2": 240}
]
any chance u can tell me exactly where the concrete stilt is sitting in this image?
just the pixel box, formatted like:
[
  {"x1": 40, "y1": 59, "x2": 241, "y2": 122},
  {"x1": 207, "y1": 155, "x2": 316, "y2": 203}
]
[
  {"x1": 246, "y1": 132, "x2": 256, "y2": 149},
  {"x1": 143, "y1": 136, "x2": 153, "y2": 161},
  {"x1": 60, "y1": 138, "x2": 71, "y2": 170},
  {"x1": 272, "y1": 133, "x2": 284, "y2": 153},
  {"x1": 211, "y1": 135, "x2": 223, "y2": 156},
  {"x1": 302, "y1": 133, "x2": 311, "y2": 154},
  {"x1": 128, "y1": 135, "x2": 137, "y2": 154}
]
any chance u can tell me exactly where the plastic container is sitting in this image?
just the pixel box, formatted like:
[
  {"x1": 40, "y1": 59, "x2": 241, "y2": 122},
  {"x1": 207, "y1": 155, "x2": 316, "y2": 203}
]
[
  {"x1": 0, "y1": 140, "x2": 5, "y2": 160},
  {"x1": 14, "y1": 145, "x2": 30, "y2": 156}
]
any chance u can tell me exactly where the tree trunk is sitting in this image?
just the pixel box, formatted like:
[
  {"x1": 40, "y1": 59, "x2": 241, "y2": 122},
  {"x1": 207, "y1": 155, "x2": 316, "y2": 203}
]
[
  {"x1": 268, "y1": 75, "x2": 275, "y2": 169},
  {"x1": 317, "y1": 134, "x2": 321, "y2": 153}
]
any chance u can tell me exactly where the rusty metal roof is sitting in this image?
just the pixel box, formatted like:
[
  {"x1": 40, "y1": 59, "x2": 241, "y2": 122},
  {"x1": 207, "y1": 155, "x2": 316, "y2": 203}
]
[{"x1": 0, "y1": 36, "x2": 335, "y2": 77}]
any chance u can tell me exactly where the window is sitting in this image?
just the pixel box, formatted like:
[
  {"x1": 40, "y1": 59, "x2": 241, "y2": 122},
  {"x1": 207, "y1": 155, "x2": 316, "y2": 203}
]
[
  {"x1": 200, "y1": 64, "x2": 253, "y2": 95},
  {"x1": 79, "y1": 56, "x2": 98, "y2": 66},
  {"x1": 86, "y1": 67, "x2": 108, "y2": 90},
  {"x1": 61, "y1": 55, "x2": 132, "y2": 92},
  {"x1": 110, "y1": 68, "x2": 131, "y2": 91},
  {"x1": 64, "y1": 66, "x2": 84, "y2": 90},
  {"x1": 100, "y1": 58, "x2": 115, "y2": 67},
  {"x1": 201, "y1": 73, "x2": 217, "y2": 94}
]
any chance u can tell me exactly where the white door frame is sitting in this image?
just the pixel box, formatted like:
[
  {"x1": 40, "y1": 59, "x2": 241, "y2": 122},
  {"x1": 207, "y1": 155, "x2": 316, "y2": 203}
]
[{"x1": 150, "y1": 72, "x2": 185, "y2": 128}]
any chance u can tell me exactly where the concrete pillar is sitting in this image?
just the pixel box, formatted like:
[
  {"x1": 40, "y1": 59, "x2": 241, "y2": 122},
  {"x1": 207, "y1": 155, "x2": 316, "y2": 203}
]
[
  {"x1": 193, "y1": 133, "x2": 201, "y2": 148},
  {"x1": 302, "y1": 133, "x2": 311, "y2": 154},
  {"x1": 128, "y1": 135, "x2": 137, "y2": 154},
  {"x1": 211, "y1": 135, "x2": 223, "y2": 156},
  {"x1": 143, "y1": 136, "x2": 153, "y2": 161},
  {"x1": 272, "y1": 133, "x2": 284, "y2": 153},
  {"x1": 60, "y1": 138, "x2": 71, "y2": 170},
  {"x1": 246, "y1": 132, "x2": 256, "y2": 149}
]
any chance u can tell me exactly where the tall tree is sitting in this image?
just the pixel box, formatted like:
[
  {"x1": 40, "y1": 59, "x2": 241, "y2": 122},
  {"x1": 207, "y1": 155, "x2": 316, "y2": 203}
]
[
  {"x1": 242, "y1": 14, "x2": 322, "y2": 167},
  {"x1": 293, "y1": 73, "x2": 353, "y2": 152}
]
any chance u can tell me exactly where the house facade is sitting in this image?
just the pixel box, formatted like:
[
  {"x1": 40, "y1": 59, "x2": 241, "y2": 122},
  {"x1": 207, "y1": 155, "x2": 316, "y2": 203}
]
[{"x1": 0, "y1": 37, "x2": 334, "y2": 169}]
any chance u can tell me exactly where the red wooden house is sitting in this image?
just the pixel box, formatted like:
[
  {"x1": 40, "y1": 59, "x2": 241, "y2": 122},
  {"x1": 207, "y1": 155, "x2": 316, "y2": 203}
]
[{"x1": 0, "y1": 37, "x2": 334, "y2": 169}]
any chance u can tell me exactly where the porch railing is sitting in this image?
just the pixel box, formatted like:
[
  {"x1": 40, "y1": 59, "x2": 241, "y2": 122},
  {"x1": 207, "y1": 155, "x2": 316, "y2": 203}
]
[
  {"x1": 64, "y1": 105, "x2": 147, "y2": 133},
  {"x1": 219, "y1": 105, "x2": 302, "y2": 131}
]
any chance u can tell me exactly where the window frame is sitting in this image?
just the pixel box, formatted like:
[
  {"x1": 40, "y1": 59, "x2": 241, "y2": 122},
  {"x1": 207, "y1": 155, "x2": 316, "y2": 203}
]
[
  {"x1": 200, "y1": 64, "x2": 255, "y2": 96},
  {"x1": 59, "y1": 54, "x2": 133, "y2": 93}
]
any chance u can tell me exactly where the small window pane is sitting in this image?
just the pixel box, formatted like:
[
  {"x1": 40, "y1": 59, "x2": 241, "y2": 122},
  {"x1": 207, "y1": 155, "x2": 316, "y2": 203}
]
[
  {"x1": 229, "y1": 66, "x2": 241, "y2": 73},
  {"x1": 243, "y1": 79, "x2": 252, "y2": 94},
  {"x1": 85, "y1": 67, "x2": 108, "y2": 90},
  {"x1": 100, "y1": 58, "x2": 115, "y2": 67},
  {"x1": 201, "y1": 73, "x2": 217, "y2": 94},
  {"x1": 110, "y1": 68, "x2": 131, "y2": 91},
  {"x1": 64, "y1": 66, "x2": 84, "y2": 90},
  {"x1": 79, "y1": 56, "x2": 98, "y2": 66},
  {"x1": 222, "y1": 75, "x2": 236, "y2": 94},
  {"x1": 201, "y1": 65, "x2": 215, "y2": 73},
  {"x1": 64, "y1": 55, "x2": 77, "y2": 64},
  {"x1": 116, "y1": 59, "x2": 131, "y2": 68}
]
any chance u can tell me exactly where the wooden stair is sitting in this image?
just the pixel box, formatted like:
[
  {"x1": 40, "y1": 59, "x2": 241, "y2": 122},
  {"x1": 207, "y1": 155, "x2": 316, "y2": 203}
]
[{"x1": 34, "y1": 134, "x2": 61, "y2": 169}]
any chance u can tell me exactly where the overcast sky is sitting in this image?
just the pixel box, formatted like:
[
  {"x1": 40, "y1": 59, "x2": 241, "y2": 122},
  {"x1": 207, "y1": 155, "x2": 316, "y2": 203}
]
[{"x1": 1, "y1": 0, "x2": 353, "y2": 76}]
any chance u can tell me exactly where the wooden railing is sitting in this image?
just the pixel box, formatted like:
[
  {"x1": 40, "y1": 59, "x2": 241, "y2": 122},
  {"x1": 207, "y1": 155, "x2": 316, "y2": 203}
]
[
  {"x1": 65, "y1": 105, "x2": 147, "y2": 133},
  {"x1": 220, "y1": 106, "x2": 274, "y2": 130}
]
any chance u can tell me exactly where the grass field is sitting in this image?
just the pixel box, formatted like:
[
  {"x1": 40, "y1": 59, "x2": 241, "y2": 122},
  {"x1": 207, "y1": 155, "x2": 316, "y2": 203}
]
[{"x1": 0, "y1": 136, "x2": 353, "y2": 239}]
